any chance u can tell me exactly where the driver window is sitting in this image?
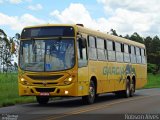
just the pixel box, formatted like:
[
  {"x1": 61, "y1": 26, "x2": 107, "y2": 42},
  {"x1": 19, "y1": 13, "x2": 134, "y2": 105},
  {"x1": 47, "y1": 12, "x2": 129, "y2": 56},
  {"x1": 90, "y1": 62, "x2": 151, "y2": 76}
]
[{"x1": 77, "y1": 36, "x2": 87, "y2": 67}]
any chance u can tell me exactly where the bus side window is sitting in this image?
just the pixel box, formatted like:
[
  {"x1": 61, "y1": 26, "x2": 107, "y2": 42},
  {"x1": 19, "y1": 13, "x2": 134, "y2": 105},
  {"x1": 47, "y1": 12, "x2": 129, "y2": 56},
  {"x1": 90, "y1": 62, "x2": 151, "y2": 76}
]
[
  {"x1": 107, "y1": 40, "x2": 115, "y2": 61},
  {"x1": 97, "y1": 38, "x2": 106, "y2": 61},
  {"x1": 124, "y1": 44, "x2": 130, "y2": 63},
  {"x1": 130, "y1": 46, "x2": 136, "y2": 63},
  {"x1": 78, "y1": 37, "x2": 87, "y2": 67},
  {"x1": 88, "y1": 36, "x2": 97, "y2": 60},
  {"x1": 136, "y1": 47, "x2": 141, "y2": 64},
  {"x1": 141, "y1": 48, "x2": 146, "y2": 64},
  {"x1": 115, "y1": 42, "x2": 123, "y2": 62},
  {"x1": 88, "y1": 36, "x2": 96, "y2": 48}
]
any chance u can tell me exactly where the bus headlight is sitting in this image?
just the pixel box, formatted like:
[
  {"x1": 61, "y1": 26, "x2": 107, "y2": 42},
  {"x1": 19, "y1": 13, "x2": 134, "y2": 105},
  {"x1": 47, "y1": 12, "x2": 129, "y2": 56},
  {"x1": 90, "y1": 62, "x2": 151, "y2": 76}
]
[
  {"x1": 20, "y1": 78, "x2": 28, "y2": 85},
  {"x1": 64, "y1": 77, "x2": 73, "y2": 85}
]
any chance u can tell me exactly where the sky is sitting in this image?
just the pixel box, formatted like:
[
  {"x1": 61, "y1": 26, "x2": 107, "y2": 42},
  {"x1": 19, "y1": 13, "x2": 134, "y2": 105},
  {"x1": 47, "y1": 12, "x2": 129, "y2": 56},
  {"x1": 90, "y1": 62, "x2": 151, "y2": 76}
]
[{"x1": 0, "y1": 0, "x2": 160, "y2": 38}]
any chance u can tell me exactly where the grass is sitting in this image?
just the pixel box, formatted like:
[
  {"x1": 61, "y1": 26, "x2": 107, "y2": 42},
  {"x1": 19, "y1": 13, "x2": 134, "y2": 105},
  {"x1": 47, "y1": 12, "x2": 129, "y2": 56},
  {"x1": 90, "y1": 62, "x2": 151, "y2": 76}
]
[
  {"x1": 0, "y1": 73, "x2": 35, "y2": 107},
  {"x1": 144, "y1": 73, "x2": 160, "y2": 88},
  {"x1": 0, "y1": 73, "x2": 160, "y2": 107}
]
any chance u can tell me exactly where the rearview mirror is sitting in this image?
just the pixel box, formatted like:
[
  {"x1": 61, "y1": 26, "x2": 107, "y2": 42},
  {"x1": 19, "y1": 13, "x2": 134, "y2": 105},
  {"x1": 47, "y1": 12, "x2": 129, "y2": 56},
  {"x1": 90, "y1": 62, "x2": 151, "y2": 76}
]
[
  {"x1": 10, "y1": 42, "x2": 16, "y2": 54},
  {"x1": 78, "y1": 38, "x2": 86, "y2": 48},
  {"x1": 15, "y1": 33, "x2": 20, "y2": 40}
]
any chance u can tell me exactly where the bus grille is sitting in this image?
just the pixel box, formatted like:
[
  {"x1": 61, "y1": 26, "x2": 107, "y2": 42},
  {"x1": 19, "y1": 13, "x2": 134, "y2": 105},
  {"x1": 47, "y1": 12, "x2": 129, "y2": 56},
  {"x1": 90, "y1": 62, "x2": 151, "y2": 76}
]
[
  {"x1": 33, "y1": 82, "x2": 58, "y2": 85},
  {"x1": 36, "y1": 88, "x2": 55, "y2": 92},
  {"x1": 27, "y1": 75, "x2": 63, "y2": 80}
]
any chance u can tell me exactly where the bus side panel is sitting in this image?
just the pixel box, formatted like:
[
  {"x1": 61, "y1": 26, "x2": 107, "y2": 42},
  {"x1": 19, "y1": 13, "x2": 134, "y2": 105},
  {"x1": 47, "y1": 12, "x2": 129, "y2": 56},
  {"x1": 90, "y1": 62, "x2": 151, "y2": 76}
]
[
  {"x1": 94, "y1": 61, "x2": 109, "y2": 94},
  {"x1": 107, "y1": 62, "x2": 116, "y2": 92},
  {"x1": 114, "y1": 63, "x2": 126, "y2": 91},
  {"x1": 88, "y1": 61, "x2": 107, "y2": 94},
  {"x1": 77, "y1": 66, "x2": 89, "y2": 96},
  {"x1": 135, "y1": 64, "x2": 147, "y2": 89}
]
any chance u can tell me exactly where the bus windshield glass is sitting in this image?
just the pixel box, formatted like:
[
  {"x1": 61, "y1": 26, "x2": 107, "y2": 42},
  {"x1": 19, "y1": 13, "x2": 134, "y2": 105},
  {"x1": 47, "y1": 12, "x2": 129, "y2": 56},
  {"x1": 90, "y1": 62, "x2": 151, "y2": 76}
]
[
  {"x1": 19, "y1": 39, "x2": 75, "y2": 72},
  {"x1": 21, "y1": 26, "x2": 75, "y2": 39}
]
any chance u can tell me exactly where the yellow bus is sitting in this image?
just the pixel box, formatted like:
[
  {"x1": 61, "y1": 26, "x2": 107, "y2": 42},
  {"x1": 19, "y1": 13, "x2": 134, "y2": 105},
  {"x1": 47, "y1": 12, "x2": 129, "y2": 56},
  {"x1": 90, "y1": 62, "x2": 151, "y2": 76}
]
[{"x1": 18, "y1": 24, "x2": 147, "y2": 104}]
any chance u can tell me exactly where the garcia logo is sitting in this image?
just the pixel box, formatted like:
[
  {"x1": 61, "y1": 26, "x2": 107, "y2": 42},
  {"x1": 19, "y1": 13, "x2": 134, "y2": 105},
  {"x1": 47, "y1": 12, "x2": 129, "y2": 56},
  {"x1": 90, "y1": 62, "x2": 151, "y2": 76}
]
[
  {"x1": 103, "y1": 66, "x2": 125, "y2": 75},
  {"x1": 103, "y1": 64, "x2": 136, "y2": 76},
  {"x1": 103, "y1": 64, "x2": 136, "y2": 83}
]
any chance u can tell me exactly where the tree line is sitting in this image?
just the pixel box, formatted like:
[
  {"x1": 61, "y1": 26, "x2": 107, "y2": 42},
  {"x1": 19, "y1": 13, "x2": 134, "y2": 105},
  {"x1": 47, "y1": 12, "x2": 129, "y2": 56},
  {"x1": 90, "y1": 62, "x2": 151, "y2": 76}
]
[{"x1": 0, "y1": 29, "x2": 18, "y2": 73}]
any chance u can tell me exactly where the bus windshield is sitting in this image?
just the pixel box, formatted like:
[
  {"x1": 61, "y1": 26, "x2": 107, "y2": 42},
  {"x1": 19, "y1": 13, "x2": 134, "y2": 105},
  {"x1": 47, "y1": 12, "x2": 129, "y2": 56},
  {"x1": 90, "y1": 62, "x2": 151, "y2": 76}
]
[{"x1": 19, "y1": 38, "x2": 75, "y2": 72}]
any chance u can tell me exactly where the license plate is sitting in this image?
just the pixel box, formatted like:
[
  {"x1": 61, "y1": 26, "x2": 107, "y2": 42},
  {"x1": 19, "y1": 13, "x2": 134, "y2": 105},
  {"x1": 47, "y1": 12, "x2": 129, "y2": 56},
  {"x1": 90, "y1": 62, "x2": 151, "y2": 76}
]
[{"x1": 40, "y1": 92, "x2": 50, "y2": 96}]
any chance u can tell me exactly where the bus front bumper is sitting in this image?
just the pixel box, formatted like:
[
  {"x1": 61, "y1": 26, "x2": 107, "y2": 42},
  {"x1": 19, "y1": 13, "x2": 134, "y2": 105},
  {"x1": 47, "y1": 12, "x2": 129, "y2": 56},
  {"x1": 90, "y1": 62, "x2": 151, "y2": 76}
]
[{"x1": 18, "y1": 83, "x2": 77, "y2": 97}]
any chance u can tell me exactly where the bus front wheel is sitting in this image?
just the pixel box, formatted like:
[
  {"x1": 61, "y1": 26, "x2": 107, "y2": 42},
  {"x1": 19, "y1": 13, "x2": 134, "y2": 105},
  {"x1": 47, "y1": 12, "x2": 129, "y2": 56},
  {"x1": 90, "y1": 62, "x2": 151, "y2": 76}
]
[
  {"x1": 82, "y1": 80, "x2": 96, "y2": 104},
  {"x1": 130, "y1": 80, "x2": 135, "y2": 97},
  {"x1": 123, "y1": 79, "x2": 131, "y2": 98},
  {"x1": 36, "y1": 96, "x2": 49, "y2": 105}
]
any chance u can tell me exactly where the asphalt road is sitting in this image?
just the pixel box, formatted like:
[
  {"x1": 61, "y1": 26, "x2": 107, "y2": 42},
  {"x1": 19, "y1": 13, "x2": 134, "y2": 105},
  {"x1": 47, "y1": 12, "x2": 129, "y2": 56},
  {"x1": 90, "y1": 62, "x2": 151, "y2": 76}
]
[{"x1": 0, "y1": 88, "x2": 160, "y2": 120}]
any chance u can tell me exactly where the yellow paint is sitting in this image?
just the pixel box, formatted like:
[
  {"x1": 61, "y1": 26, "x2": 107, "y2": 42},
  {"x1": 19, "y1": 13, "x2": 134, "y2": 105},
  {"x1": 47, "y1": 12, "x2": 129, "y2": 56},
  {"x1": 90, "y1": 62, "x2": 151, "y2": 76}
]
[{"x1": 18, "y1": 24, "x2": 147, "y2": 97}]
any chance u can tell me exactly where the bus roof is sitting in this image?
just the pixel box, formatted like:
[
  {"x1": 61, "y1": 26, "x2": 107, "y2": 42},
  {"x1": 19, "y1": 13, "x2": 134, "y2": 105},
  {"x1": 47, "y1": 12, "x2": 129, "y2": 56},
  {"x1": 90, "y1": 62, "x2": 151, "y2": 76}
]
[
  {"x1": 76, "y1": 25, "x2": 145, "y2": 49},
  {"x1": 23, "y1": 24, "x2": 145, "y2": 48},
  {"x1": 23, "y1": 24, "x2": 74, "y2": 29}
]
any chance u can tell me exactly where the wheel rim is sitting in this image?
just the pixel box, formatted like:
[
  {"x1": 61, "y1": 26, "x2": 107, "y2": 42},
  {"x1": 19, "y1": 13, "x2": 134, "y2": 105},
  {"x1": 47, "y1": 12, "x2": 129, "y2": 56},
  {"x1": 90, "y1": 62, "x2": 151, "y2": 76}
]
[
  {"x1": 89, "y1": 86, "x2": 95, "y2": 98},
  {"x1": 126, "y1": 83, "x2": 130, "y2": 96},
  {"x1": 130, "y1": 83, "x2": 135, "y2": 96}
]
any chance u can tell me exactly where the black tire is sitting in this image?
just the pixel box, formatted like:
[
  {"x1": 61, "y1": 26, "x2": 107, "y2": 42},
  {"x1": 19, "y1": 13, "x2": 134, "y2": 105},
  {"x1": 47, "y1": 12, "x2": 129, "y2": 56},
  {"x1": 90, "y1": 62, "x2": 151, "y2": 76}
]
[
  {"x1": 36, "y1": 96, "x2": 49, "y2": 105},
  {"x1": 115, "y1": 91, "x2": 123, "y2": 98},
  {"x1": 115, "y1": 79, "x2": 130, "y2": 98},
  {"x1": 95, "y1": 94, "x2": 99, "y2": 100},
  {"x1": 82, "y1": 81, "x2": 96, "y2": 104},
  {"x1": 123, "y1": 79, "x2": 130, "y2": 98}
]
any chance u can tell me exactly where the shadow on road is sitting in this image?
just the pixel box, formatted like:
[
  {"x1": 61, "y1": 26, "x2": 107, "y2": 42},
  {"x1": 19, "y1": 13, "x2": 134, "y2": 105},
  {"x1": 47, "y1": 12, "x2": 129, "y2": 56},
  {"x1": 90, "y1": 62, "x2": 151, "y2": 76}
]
[{"x1": 24, "y1": 93, "x2": 142, "y2": 108}]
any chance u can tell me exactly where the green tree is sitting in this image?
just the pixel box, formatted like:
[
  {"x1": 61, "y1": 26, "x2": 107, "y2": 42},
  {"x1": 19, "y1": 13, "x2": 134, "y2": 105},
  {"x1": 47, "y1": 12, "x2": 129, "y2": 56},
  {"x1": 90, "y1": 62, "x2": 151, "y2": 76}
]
[
  {"x1": 150, "y1": 36, "x2": 160, "y2": 53},
  {"x1": 149, "y1": 36, "x2": 160, "y2": 73},
  {"x1": 0, "y1": 29, "x2": 14, "y2": 73},
  {"x1": 130, "y1": 32, "x2": 144, "y2": 43},
  {"x1": 124, "y1": 34, "x2": 130, "y2": 39},
  {"x1": 110, "y1": 29, "x2": 118, "y2": 36},
  {"x1": 144, "y1": 36, "x2": 152, "y2": 55}
]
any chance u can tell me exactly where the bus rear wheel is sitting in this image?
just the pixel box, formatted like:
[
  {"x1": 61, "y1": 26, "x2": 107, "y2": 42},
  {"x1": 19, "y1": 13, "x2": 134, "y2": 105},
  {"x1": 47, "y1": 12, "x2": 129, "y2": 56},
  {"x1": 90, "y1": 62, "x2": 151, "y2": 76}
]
[
  {"x1": 82, "y1": 80, "x2": 96, "y2": 104},
  {"x1": 115, "y1": 79, "x2": 130, "y2": 98},
  {"x1": 36, "y1": 96, "x2": 49, "y2": 105},
  {"x1": 125, "y1": 79, "x2": 130, "y2": 98}
]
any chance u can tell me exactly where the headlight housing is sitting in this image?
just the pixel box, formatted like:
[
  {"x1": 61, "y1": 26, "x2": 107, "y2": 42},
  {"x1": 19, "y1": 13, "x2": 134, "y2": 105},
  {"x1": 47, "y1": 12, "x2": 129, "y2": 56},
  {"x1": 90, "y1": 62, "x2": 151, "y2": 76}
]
[
  {"x1": 64, "y1": 77, "x2": 73, "y2": 85},
  {"x1": 20, "y1": 78, "x2": 28, "y2": 85}
]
